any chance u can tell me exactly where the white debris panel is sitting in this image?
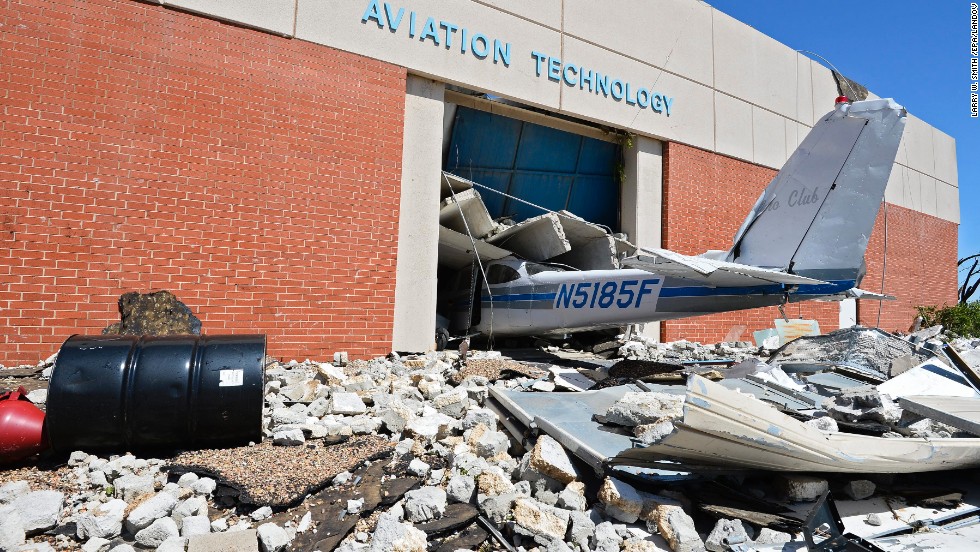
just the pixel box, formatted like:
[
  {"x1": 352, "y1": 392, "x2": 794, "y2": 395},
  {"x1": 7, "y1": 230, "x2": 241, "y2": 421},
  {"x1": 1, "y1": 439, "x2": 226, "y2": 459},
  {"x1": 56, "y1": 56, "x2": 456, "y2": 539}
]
[{"x1": 611, "y1": 375, "x2": 980, "y2": 473}]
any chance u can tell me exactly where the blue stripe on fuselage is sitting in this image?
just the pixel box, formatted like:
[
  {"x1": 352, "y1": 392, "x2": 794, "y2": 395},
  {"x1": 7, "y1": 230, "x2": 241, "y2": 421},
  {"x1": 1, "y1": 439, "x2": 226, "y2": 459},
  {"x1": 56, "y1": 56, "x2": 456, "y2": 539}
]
[{"x1": 482, "y1": 280, "x2": 854, "y2": 303}]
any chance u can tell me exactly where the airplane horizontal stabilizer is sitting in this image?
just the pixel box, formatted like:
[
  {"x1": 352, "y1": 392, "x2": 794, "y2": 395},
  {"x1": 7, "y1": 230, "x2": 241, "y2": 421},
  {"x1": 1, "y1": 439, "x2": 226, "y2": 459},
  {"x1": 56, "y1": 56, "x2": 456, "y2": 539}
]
[{"x1": 623, "y1": 247, "x2": 828, "y2": 287}]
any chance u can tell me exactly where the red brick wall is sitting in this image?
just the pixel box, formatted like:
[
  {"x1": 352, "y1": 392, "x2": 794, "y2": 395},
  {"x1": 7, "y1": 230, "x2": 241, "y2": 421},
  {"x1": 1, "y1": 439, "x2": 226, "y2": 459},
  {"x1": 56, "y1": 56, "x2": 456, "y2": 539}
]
[
  {"x1": 0, "y1": 0, "x2": 407, "y2": 364},
  {"x1": 859, "y1": 205, "x2": 959, "y2": 332},
  {"x1": 659, "y1": 142, "x2": 956, "y2": 343}
]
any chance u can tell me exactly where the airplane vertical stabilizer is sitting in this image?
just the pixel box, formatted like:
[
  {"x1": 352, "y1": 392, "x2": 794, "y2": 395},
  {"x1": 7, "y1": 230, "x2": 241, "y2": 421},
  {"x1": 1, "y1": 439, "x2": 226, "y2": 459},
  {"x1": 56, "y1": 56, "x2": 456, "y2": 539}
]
[{"x1": 727, "y1": 99, "x2": 907, "y2": 285}]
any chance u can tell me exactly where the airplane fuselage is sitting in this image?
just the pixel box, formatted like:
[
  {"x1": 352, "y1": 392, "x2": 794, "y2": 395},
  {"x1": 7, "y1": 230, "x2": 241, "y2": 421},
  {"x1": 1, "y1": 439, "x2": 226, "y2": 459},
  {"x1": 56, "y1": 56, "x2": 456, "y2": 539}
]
[{"x1": 471, "y1": 259, "x2": 854, "y2": 337}]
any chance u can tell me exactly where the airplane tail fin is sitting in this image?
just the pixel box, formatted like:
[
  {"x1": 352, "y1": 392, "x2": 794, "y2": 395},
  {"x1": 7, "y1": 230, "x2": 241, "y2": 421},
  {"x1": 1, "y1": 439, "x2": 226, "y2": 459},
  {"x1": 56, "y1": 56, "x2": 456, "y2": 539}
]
[{"x1": 727, "y1": 99, "x2": 907, "y2": 287}]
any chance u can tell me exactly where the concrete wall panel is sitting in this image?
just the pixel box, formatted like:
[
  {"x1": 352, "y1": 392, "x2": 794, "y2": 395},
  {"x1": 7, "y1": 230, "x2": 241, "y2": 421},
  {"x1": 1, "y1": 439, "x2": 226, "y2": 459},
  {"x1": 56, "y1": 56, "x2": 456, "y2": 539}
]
[
  {"x1": 784, "y1": 119, "x2": 807, "y2": 162},
  {"x1": 933, "y1": 127, "x2": 958, "y2": 187},
  {"x1": 472, "y1": 0, "x2": 561, "y2": 30},
  {"x1": 713, "y1": 93, "x2": 752, "y2": 163},
  {"x1": 794, "y1": 53, "x2": 815, "y2": 126},
  {"x1": 884, "y1": 163, "x2": 905, "y2": 207},
  {"x1": 936, "y1": 180, "x2": 961, "y2": 223},
  {"x1": 752, "y1": 106, "x2": 786, "y2": 169},
  {"x1": 809, "y1": 62, "x2": 839, "y2": 125},
  {"x1": 920, "y1": 174, "x2": 938, "y2": 218},
  {"x1": 564, "y1": 0, "x2": 713, "y2": 87},
  {"x1": 295, "y1": 0, "x2": 562, "y2": 110},
  {"x1": 163, "y1": 0, "x2": 296, "y2": 35},
  {"x1": 712, "y1": 9, "x2": 797, "y2": 119},
  {"x1": 559, "y1": 35, "x2": 714, "y2": 151},
  {"x1": 898, "y1": 114, "x2": 936, "y2": 177}
]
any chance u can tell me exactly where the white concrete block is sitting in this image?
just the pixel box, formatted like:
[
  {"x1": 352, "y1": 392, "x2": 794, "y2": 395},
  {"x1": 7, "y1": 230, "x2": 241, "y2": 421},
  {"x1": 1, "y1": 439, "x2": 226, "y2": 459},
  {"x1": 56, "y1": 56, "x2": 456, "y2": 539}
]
[
  {"x1": 295, "y1": 0, "x2": 562, "y2": 111},
  {"x1": 713, "y1": 93, "x2": 753, "y2": 162},
  {"x1": 932, "y1": 127, "x2": 958, "y2": 187},
  {"x1": 558, "y1": 35, "x2": 714, "y2": 153},
  {"x1": 936, "y1": 180, "x2": 960, "y2": 223},
  {"x1": 393, "y1": 76, "x2": 444, "y2": 352},
  {"x1": 712, "y1": 8, "x2": 798, "y2": 118},
  {"x1": 164, "y1": 0, "x2": 296, "y2": 36},
  {"x1": 564, "y1": 0, "x2": 714, "y2": 87},
  {"x1": 752, "y1": 107, "x2": 786, "y2": 169},
  {"x1": 472, "y1": 0, "x2": 561, "y2": 30}
]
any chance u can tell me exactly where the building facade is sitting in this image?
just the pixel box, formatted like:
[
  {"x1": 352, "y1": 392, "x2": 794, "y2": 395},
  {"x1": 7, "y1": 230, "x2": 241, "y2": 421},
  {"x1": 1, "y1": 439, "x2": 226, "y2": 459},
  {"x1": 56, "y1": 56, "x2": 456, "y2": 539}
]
[{"x1": 0, "y1": 0, "x2": 959, "y2": 364}]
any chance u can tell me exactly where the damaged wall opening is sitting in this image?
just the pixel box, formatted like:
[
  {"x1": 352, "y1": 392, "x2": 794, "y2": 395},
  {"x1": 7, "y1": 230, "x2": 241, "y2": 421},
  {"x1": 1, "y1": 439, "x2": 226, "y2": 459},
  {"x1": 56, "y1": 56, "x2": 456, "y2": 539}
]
[
  {"x1": 434, "y1": 97, "x2": 627, "y2": 342},
  {"x1": 443, "y1": 105, "x2": 622, "y2": 231}
]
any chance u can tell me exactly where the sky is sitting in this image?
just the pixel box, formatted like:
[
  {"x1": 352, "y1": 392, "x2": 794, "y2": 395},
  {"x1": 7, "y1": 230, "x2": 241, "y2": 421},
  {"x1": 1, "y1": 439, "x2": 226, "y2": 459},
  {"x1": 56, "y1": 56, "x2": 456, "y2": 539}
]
[{"x1": 707, "y1": 0, "x2": 978, "y2": 284}]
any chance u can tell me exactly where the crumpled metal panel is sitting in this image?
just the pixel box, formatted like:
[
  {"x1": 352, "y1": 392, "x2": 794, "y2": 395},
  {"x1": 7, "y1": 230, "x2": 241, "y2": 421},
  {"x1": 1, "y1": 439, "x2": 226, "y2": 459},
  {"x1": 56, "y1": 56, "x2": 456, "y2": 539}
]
[{"x1": 611, "y1": 376, "x2": 980, "y2": 473}]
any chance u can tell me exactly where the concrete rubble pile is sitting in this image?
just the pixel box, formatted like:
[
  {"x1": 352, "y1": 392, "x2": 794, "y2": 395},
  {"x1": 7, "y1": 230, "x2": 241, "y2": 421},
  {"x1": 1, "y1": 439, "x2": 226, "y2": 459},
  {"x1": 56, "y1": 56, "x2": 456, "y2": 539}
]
[{"x1": 4, "y1": 326, "x2": 980, "y2": 551}]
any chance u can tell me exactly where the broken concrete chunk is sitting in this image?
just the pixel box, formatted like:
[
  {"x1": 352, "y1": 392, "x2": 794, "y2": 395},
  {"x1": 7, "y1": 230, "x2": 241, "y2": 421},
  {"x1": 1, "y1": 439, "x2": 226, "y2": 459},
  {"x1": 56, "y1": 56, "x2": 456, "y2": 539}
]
[
  {"x1": 477, "y1": 467, "x2": 515, "y2": 497},
  {"x1": 76, "y1": 499, "x2": 127, "y2": 540},
  {"x1": 843, "y1": 479, "x2": 876, "y2": 500},
  {"x1": 0, "y1": 505, "x2": 26, "y2": 551},
  {"x1": 705, "y1": 518, "x2": 752, "y2": 552},
  {"x1": 446, "y1": 474, "x2": 475, "y2": 504},
  {"x1": 634, "y1": 420, "x2": 677, "y2": 444},
  {"x1": 256, "y1": 523, "x2": 289, "y2": 552},
  {"x1": 329, "y1": 392, "x2": 367, "y2": 415},
  {"x1": 511, "y1": 497, "x2": 570, "y2": 546},
  {"x1": 557, "y1": 482, "x2": 587, "y2": 511},
  {"x1": 779, "y1": 475, "x2": 829, "y2": 502},
  {"x1": 370, "y1": 513, "x2": 427, "y2": 552},
  {"x1": 753, "y1": 528, "x2": 792, "y2": 544},
  {"x1": 529, "y1": 434, "x2": 579, "y2": 485},
  {"x1": 12, "y1": 489, "x2": 65, "y2": 534},
  {"x1": 824, "y1": 387, "x2": 902, "y2": 425},
  {"x1": 597, "y1": 477, "x2": 644, "y2": 523},
  {"x1": 134, "y1": 517, "x2": 180, "y2": 548},
  {"x1": 126, "y1": 492, "x2": 178, "y2": 533},
  {"x1": 603, "y1": 392, "x2": 685, "y2": 427},
  {"x1": 656, "y1": 504, "x2": 706, "y2": 552},
  {"x1": 272, "y1": 428, "x2": 305, "y2": 446},
  {"x1": 804, "y1": 416, "x2": 839, "y2": 433},
  {"x1": 403, "y1": 487, "x2": 447, "y2": 523},
  {"x1": 0, "y1": 481, "x2": 30, "y2": 505},
  {"x1": 593, "y1": 521, "x2": 623, "y2": 552}
]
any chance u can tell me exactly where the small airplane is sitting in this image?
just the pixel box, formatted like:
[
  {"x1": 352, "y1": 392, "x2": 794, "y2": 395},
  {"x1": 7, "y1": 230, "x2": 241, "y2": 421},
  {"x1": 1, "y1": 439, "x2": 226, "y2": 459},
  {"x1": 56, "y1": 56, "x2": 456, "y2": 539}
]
[{"x1": 440, "y1": 98, "x2": 907, "y2": 342}]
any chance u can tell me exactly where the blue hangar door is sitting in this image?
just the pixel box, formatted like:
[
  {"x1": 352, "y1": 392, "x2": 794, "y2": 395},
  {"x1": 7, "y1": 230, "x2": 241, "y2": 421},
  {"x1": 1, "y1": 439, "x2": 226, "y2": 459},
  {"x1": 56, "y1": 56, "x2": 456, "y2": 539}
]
[{"x1": 444, "y1": 106, "x2": 621, "y2": 230}]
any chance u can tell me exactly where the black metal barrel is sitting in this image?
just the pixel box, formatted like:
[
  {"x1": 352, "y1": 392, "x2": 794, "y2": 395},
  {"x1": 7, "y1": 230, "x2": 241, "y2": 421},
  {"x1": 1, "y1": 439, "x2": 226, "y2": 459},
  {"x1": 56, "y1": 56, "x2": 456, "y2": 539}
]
[{"x1": 46, "y1": 334, "x2": 266, "y2": 452}]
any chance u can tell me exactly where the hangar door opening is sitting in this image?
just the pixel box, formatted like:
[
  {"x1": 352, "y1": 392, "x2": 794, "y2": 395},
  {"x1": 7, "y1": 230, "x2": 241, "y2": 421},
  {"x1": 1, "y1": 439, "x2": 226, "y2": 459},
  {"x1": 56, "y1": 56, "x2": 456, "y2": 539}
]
[
  {"x1": 435, "y1": 101, "x2": 625, "y2": 340},
  {"x1": 443, "y1": 106, "x2": 621, "y2": 230}
]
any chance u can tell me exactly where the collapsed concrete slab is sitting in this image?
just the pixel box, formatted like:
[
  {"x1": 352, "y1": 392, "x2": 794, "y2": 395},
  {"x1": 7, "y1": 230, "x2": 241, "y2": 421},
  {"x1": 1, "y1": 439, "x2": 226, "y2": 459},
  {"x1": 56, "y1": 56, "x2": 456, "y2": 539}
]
[
  {"x1": 439, "y1": 171, "x2": 475, "y2": 199},
  {"x1": 485, "y1": 213, "x2": 570, "y2": 261},
  {"x1": 437, "y1": 226, "x2": 512, "y2": 270},
  {"x1": 611, "y1": 376, "x2": 980, "y2": 473},
  {"x1": 546, "y1": 212, "x2": 623, "y2": 270},
  {"x1": 439, "y1": 188, "x2": 495, "y2": 239}
]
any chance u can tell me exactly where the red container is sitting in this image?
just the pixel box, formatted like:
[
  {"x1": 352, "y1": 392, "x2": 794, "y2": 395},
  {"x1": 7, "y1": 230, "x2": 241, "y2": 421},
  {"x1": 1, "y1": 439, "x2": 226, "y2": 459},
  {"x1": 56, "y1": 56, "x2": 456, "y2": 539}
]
[{"x1": 0, "y1": 387, "x2": 49, "y2": 463}]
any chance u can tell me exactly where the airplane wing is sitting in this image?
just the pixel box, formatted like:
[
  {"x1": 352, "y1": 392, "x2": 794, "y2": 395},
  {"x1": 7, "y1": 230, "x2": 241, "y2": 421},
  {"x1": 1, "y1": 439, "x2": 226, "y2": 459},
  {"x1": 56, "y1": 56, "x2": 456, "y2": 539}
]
[{"x1": 622, "y1": 247, "x2": 828, "y2": 287}]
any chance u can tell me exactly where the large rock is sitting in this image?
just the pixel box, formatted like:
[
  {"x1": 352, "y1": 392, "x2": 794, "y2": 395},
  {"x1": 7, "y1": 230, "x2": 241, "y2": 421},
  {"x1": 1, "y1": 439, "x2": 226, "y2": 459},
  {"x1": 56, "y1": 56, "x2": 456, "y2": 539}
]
[
  {"x1": 77, "y1": 499, "x2": 127, "y2": 540},
  {"x1": 102, "y1": 290, "x2": 201, "y2": 335},
  {"x1": 529, "y1": 435, "x2": 578, "y2": 484},
  {"x1": 11, "y1": 490, "x2": 63, "y2": 534}
]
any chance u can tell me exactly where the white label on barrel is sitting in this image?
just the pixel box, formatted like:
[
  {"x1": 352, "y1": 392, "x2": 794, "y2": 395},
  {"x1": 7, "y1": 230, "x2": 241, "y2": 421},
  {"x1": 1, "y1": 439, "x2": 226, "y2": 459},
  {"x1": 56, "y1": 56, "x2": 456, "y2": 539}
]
[{"x1": 219, "y1": 369, "x2": 244, "y2": 387}]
